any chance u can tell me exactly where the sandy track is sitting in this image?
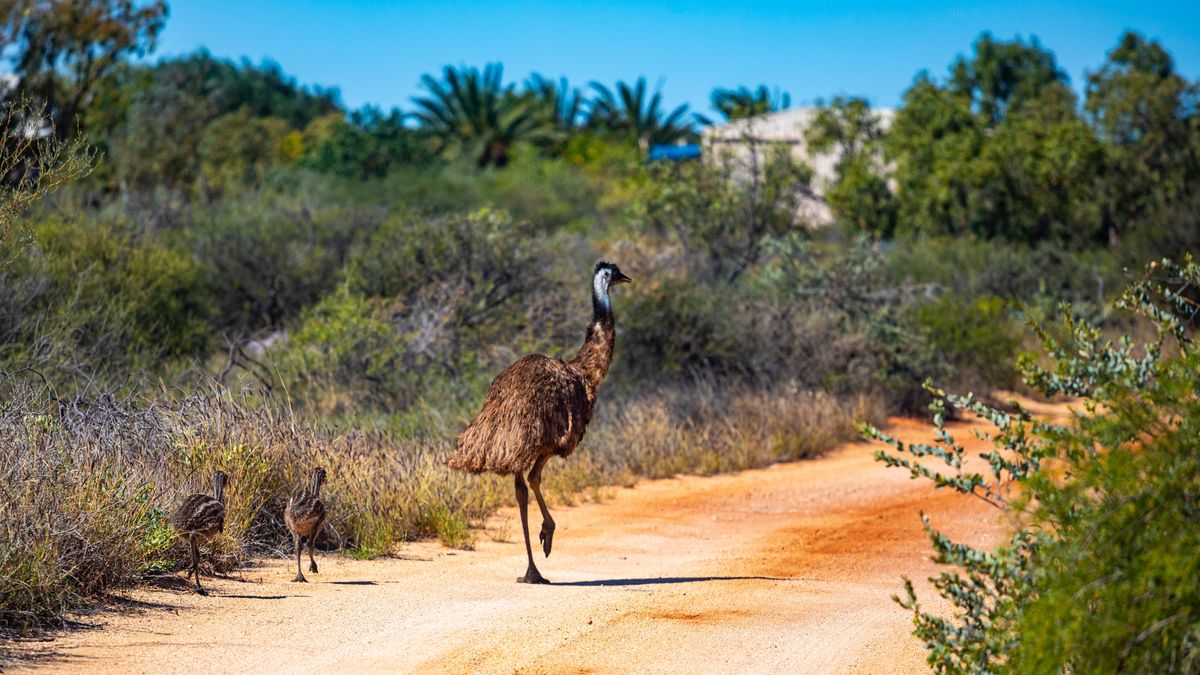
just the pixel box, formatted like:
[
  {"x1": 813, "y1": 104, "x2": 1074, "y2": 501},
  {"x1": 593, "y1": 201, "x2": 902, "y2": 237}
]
[{"x1": 14, "y1": 408, "x2": 1054, "y2": 674}]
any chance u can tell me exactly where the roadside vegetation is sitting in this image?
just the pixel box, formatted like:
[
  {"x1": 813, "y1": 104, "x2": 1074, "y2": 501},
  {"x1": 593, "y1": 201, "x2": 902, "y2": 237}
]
[
  {"x1": 870, "y1": 257, "x2": 1200, "y2": 672},
  {"x1": 2, "y1": 2, "x2": 1198, "y2": 666}
]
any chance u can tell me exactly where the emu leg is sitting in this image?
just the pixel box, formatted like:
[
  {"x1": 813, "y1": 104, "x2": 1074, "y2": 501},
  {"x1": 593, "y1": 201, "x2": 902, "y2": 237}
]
[
  {"x1": 292, "y1": 532, "x2": 306, "y2": 582},
  {"x1": 307, "y1": 528, "x2": 320, "y2": 573},
  {"x1": 529, "y1": 455, "x2": 555, "y2": 557},
  {"x1": 190, "y1": 536, "x2": 206, "y2": 595},
  {"x1": 515, "y1": 472, "x2": 548, "y2": 584}
]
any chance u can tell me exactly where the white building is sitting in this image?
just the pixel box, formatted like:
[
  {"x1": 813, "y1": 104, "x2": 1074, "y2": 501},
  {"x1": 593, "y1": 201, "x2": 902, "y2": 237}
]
[{"x1": 701, "y1": 106, "x2": 893, "y2": 225}]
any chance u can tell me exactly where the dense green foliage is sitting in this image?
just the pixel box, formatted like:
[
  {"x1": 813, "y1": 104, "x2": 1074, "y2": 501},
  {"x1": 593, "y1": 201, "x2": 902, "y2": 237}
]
[
  {"x1": 868, "y1": 257, "x2": 1200, "y2": 672},
  {"x1": 0, "y1": 99, "x2": 94, "y2": 256},
  {"x1": 806, "y1": 95, "x2": 896, "y2": 236},
  {"x1": 812, "y1": 32, "x2": 1200, "y2": 257},
  {"x1": 4, "y1": 0, "x2": 168, "y2": 139},
  {"x1": 889, "y1": 37, "x2": 1104, "y2": 243}
]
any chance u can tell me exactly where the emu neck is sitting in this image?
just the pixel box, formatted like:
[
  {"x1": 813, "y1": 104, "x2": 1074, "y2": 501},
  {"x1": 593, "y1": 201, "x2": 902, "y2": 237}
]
[
  {"x1": 569, "y1": 284, "x2": 616, "y2": 403},
  {"x1": 214, "y1": 480, "x2": 225, "y2": 504},
  {"x1": 310, "y1": 474, "x2": 323, "y2": 497},
  {"x1": 591, "y1": 282, "x2": 612, "y2": 320}
]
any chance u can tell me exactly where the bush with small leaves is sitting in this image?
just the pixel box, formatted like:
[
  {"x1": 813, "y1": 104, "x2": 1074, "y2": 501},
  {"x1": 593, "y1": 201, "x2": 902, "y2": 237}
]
[{"x1": 866, "y1": 255, "x2": 1200, "y2": 673}]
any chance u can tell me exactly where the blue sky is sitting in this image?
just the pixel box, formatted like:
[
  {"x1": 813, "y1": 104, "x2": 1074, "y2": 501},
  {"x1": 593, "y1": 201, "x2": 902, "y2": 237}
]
[{"x1": 156, "y1": 1, "x2": 1200, "y2": 114}]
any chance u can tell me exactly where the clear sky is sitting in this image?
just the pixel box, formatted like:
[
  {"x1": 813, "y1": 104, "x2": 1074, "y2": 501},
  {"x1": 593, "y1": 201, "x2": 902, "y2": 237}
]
[{"x1": 155, "y1": 1, "x2": 1200, "y2": 115}]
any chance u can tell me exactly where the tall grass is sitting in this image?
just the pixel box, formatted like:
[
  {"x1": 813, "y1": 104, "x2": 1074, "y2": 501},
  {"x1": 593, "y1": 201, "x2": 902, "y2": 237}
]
[
  {"x1": 544, "y1": 380, "x2": 883, "y2": 503},
  {"x1": 0, "y1": 380, "x2": 505, "y2": 634},
  {"x1": 0, "y1": 372, "x2": 872, "y2": 634}
]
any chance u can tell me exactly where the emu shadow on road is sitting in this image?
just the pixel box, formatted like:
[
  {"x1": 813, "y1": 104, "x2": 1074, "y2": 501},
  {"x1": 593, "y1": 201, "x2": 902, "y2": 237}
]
[{"x1": 554, "y1": 575, "x2": 790, "y2": 587}]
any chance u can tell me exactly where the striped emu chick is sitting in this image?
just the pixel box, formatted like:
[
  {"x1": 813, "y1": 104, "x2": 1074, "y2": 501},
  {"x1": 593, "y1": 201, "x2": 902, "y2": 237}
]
[
  {"x1": 447, "y1": 261, "x2": 631, "y2": 584},
  {"x1": 285, "y1": 467, "x2": 327, "y2": 582},
  {"x1": 173, "y1": 471, "x2": 227, "y2": 595}
]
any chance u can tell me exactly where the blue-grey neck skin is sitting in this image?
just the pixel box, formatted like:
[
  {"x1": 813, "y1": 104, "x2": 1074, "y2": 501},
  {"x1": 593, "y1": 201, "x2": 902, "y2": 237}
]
[
  {"x1": 214, "y1": 473, "x2": 227, "y2": 504},
  {"x1": 592, "y1": 270, "x2": 611, "y2": 321}
]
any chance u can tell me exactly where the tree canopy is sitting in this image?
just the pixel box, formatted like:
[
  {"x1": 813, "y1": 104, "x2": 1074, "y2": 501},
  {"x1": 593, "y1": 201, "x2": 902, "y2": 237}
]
[
  {"x1": 3, "y1": 0, "x2": 168, "y2": 138},
  {"x1": 709, "y1": 85, "x2": 790, "y2": 122},
  {"x1": 807, "y1": 30, "x2": 1199, "y2": 253}
]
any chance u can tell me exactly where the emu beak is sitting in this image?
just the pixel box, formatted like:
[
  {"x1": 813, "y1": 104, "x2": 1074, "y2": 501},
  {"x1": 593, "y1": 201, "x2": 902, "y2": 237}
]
[{"x1": 612, "y1": 271, "x2": 633, "y2": 285}]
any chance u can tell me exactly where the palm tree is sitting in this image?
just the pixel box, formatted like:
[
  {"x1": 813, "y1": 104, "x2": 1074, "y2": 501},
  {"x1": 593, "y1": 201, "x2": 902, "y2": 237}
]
[
  {"x1": 587, "y1": 78, "x2": 695, "y2": 151},
  {"x1": 524, "y1": 74, "x2": 584, "y2": 154},
  {"x1": 412, "y1": 64, "x2": 548, "y2": 168},
  {"x1": 710, "y1": 85, "x2": 791, "y2": 122},
  {"x1": 526, "y1": 74, "x2": 584, "y2": 132}
]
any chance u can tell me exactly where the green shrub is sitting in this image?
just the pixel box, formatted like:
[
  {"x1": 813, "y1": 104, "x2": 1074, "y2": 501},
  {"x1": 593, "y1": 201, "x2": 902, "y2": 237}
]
[
  {"x1": 267, "y1": 206, "x2": 563, "y2": 415},
  {"x1": 882, "y1": 235, "x2": 1119, "y2": 315},
  {"x1": 618, "y1": 276, "x2": 740, "y2": 379},
  {"x1": 342, "y1": 149, "x2": 623, "y2": 232},
  {"x1": 346, "y1": 207, "x2": 542, "y2": 315},
  {"x1": 182, "y1": 189, "x2": 374, "y2": 333},
  {"x1": 635, "y1": 144, "x2": 812, "y2": 281},
  {"x1": 742, "y1": 238, "x2": 949, "y2": 412},
  {"x1": 916, "y1": 295, "x2": 1021, "y2": 390},
  {"x1": 269, "y1": 292, "x2": 430, "y2": 414},
  {"x1": 299, "y1": 110, "x2": 436, "y2": 179},
  {"x1": 868, "y1": 255, "x2": 1200, "y2": 673},
  {"x1": 197, "y1": 110, "x2": 294, "y2": 198},
  {"x1": 1016, "y1": 346, "x2": 1200, "y2": 672},
  {"x1": 0, "y1": 215, "x2": 209, "y2": 379},
  {"x1": 422, "y1": 505, "x2": 472, "y2": 549}
]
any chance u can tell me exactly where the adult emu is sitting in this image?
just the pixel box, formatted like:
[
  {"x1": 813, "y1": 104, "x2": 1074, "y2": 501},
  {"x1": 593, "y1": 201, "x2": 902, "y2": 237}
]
[{"x1": 447, "y1": 261, "x2": 631, "y2": 583}]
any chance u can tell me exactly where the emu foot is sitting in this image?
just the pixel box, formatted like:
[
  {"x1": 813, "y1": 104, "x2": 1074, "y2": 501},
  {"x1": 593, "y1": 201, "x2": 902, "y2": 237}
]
[
  {"x1": 292, "y1": 574, "x2": 308, "y2": 583},
  {"x1": 309, "y1": 561, "x2": 319, "y2": 573},
  {"x1": 517, "y1": 568, "x2": 550, "y2": 584},
  {"x1": 539, "y1": 524, "x2": 555, "y2": 557},
  {"x1": 194, "y1": 585, "x2": 209, "y2": 596}
]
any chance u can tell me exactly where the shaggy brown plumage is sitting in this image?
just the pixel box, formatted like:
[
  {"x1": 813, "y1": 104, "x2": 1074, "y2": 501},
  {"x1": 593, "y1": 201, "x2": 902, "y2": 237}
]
[
  {"x1": 173, "y1": 471, "x2": 227, "y2": 595},
  {"x1": 285, "y1": 467, "x2": 327, "y2": 583},
  {"x1": 447, "y1": 261, "x2": 631, "y2": 584}
]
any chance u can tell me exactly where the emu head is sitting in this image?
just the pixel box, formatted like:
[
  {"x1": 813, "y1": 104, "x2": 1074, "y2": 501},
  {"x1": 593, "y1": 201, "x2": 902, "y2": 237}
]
[
  {"x1": 592, "y1": 261, "x2": 632, "y2": 311},
  {"x1": 213, "y1": 471, "x2": 228, "y2": 503}
]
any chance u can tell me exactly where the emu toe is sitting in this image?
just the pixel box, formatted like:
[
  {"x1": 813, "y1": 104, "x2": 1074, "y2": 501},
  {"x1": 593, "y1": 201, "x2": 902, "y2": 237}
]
[
  {"x1": 539, "y1": 524, "x2": 555, "y2": 557},
  {"x1": 518, "y1": 569, "x2": 550, "y2": 584},
  {"x1": 292, "y1": 574, "x2": 307, "y2": 583},
  {"x1": 309, "y1": 561, "x2": 319, "y2": 573}
]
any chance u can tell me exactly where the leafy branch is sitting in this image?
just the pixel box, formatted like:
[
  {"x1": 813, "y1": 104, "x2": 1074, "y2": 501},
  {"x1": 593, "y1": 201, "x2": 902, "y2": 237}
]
[
  {"x1": 1, "y1": 99, "x2": 96, "y2": 263},
  {"x1": 866, "y1": 256, "x2": 1200, "y2": 672}
]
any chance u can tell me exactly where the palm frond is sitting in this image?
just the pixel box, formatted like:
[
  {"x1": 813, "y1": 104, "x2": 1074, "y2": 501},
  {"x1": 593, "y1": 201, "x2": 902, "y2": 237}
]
[{"x1": 412, "y1": 63, "x2": 550, "y2": 167}]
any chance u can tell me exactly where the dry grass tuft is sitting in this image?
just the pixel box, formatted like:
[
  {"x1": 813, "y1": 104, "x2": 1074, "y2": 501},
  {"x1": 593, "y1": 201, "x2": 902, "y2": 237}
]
[
  {"x1": 0, "y1": 382, "x2": 504, "y2": 634},
  {"x1": 545, "y1": 380, "x2": 884, "y2": 501}
]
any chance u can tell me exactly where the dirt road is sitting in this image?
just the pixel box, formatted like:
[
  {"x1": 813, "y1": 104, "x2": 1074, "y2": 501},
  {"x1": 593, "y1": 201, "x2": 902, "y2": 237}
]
[{"x1": 16, "y1": 406, "x2": 1059, "y2": 674}]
